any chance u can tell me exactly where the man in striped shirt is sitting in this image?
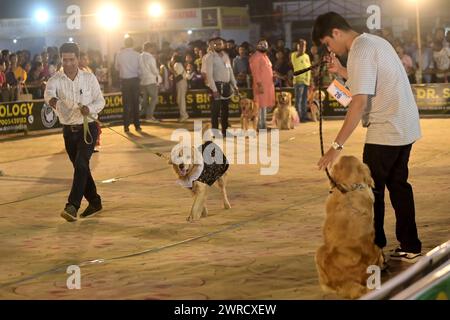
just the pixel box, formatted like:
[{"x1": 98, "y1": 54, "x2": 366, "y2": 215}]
[
  {"x1": 313, "y1": 12, "x2": 422, "y2": 262},
  {"x1": 45, "y1": 42, "x2": 105, "y2": 222}
]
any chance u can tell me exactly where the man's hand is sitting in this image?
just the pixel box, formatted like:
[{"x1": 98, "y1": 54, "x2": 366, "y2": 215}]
[
  {"x1": 317, "y1": 147, "x2": 341, "y2": 171},
  {"x1": 80, "y1": 105, "x2": 90, "y2": 116},
  {"x1": 212, "y1": 91, "x2": 220, "y2": 99},
  {"x1": 233, "y1": 86, "x2": 239, "y2": 96},
  {"x1": 325, "y1": 53, "x2": 347, "y2": 79},
  {"x1": 49, "y1": 97, "x2": 58, "y2": 109}
]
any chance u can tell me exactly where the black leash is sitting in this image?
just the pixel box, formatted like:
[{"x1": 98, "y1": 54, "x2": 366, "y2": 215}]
[{"x1": 317, "y1": 60, "x2": 348, "y2": 194}]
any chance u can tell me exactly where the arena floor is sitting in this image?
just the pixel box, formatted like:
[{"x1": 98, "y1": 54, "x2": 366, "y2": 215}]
[{"x1": 0, "y1": 118, "x2": 449, "y2": 299}]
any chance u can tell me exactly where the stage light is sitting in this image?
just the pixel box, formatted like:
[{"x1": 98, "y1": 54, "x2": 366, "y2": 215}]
[
  {"x1": 96, "y1": 4, "x2": 121, "y2": 30},
  {"x1": 148, "y1": 3, "x2": 164, "y2": 18},
  {"x1": 34, "y1": 9, "x2": 49, "y2": 23}
]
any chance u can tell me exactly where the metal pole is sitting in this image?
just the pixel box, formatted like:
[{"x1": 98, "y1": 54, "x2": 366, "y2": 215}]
[{"x1": 415, "y1": 1, "x2": 423, "y2": 84}]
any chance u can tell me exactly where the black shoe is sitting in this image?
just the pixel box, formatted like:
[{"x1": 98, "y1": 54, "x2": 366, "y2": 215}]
[
  {"x1": 61, "y1": 204, "x2": 78, "y2": 222},
  {"x1": 124, "y1": 127, "x2": 130, "y2": 133},
  {"x1": 80, "y1": 202, "x2": 102, "y2": 218},
  {"x1": 136, "y1": 127, "x2": 142, "y2": 132}
]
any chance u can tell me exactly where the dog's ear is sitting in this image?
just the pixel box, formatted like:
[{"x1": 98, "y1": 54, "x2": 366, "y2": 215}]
[{"x1": 359, "y1": 163, "x2": 374, "y2": 187}]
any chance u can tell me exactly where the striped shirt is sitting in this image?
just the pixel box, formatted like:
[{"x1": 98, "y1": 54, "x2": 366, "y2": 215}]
[
  {"x1": 44, "y1": 69, "x2": 105, "y2": 125},
  {"x1": 347, "y1": 33, "x2": 421, "y2": 146}
]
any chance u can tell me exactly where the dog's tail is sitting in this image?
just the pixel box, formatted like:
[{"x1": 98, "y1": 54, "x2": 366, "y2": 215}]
[{"x1": 202, "y1": 122, "x2": 213, "y2": 142}]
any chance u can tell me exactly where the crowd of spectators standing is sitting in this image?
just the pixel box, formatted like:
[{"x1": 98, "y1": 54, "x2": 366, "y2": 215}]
[{"x1": 0, "y1": 26, "x2": 448, "y2": 104}]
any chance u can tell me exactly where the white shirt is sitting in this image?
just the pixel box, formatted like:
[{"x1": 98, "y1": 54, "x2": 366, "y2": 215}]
[
  {"x1": 139, "y1": 51, "x2": 160, "y2": 86},
  {"x1": 115, "y1": 47, "x2": 140, "y2": 79},
  {"x1": 203, "y1": 51, "x2": 237, "y2": 92},
  {"x1": 347, "y1": 33, "x2": 421, "y2": 146},
  {"x1": 44, "y1": 69, "x2": 105, "y2": 125}
]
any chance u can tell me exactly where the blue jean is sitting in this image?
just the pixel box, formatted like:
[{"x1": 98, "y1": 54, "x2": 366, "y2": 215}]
[
  {"x1": 259, "y1": 107, "x2": 267, "y2": 129},
  {"x1": 294, "y1": 83, "x2": 309, "y2": 120}
]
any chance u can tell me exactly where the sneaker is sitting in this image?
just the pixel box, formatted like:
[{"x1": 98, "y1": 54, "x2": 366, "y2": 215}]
[
  {"x1": 178, "y1": 116, "x2": 189, "y2": 123},
  {"x1": 61, "y1": 204, "x2": 78, "y2": 222},
  {"x1": 80, "y1": 202, "x2": 102, "y2": 218},
  {"x1": 390, "y1": 247, "x2": 422, "y2": 263},
  {"x1": 146, "y1": 117, "x2": 160, "y2": 123}
]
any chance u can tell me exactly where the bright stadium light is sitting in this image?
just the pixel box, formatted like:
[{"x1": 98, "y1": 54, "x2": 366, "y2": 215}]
[
  {"x1": 34, "y1": 9, "x2": 49, "y2": 23},
  {"x1": 96, "y1": 4, "x2": 121, "y2": 30},
  {"x1": 13, "y1": 39, "x2": 17, "y2": 44},
  {"x1": 148, "y1": 3, "x2": 164, "y2": 18}
]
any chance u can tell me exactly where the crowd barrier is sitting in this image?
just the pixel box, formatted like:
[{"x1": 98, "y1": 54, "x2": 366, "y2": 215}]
[{"x1": 0, "y1": 84, "x2": 449, "y2": 134}]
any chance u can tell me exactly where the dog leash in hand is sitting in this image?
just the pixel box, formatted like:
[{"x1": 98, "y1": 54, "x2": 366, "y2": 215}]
[
  {"x1": 317, "y1": 64, "x2": 348, "y2": 194},
  {"x1": 79, "y1": 104, "x2": 169, "y2": 161}
]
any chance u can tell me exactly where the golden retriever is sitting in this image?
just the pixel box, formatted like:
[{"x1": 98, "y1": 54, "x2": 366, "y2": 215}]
[
  {"x1": 169, "y1": 139, "x2": 231, "y2": 222},
  {"x1": 273, "y1": 92, "x2": 299, "y2": 130},
  {"x1": 308, "y1": 89, "x2": 325, "y2": 122},
  {"x1": 315, "y1": 156, "x2": 384, "y2": 299},
  {"x1": 240, "y1": 98, "x2": 259, "y2": 132}
]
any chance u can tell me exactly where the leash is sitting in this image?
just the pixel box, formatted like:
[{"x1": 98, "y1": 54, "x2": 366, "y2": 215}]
[
  {"x1": 317, "y1": 62, "x2": 348, "y2": 194},
  {"x1": 79, "y1": 104, "x2": 169, "y2": 161}
]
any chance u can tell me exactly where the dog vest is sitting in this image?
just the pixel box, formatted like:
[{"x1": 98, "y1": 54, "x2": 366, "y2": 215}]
[{"x1": 176, "y1": 141, "x2": 229, "y2": 189}]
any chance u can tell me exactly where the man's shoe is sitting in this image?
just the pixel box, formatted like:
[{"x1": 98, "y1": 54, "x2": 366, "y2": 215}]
[
  {"x1": 390, "y1": 247, "x2": 422, "y2": 263},
  {"x1": 135, "y1": 127, "x2": 142, "y2": 132},
  {"x1": 124, "y1": 127, "x2": 130, "y2": 133},
  {"x1": 178, "y1": 116, "x2": 189, "y2": 123},
  {"x1": 61, "y1": 204, "x2": 78, "y2": 222},
  {"x1": 80, "y1": 203, "x2": 102, "y2": 218},
  {"x1": 146, "y1": 117, "x2": 160, "y2": 123}
]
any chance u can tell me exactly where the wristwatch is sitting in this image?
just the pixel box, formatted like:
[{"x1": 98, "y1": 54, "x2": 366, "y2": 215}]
[{"x1": 331, "y1": 141, "x2": 344, "y2": 151}]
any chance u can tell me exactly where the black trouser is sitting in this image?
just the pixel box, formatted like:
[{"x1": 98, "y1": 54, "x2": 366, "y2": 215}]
[
  {"x1": 121, "y1": 77, "x2": 141, "y2": 129},
  {"x1": 211, "y1": 98, "x2": 230, "y2": 136},
  {"x1": 211, "y1": 82, "x2": 232, "y2": 136},
  {"x1": 63, "y1": 123, "x2": 101, "y2": 210},
  {"x1": 363, "y1": 143, "x2": 421, "y2": 253}
]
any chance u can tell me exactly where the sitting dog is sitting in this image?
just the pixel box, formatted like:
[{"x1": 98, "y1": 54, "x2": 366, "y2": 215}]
[
  {"x1": 273, "y1": 92, "x2": 299, "y2": 130},
  {"x1": 315, "y1": 156, "x2": 384, "y2": 299},
  {"x1": 240, "y1": 98, "x2": 259, "y2": 132},
  {"x1": 308, "y1": 89, "x2": 325, "y2": 122},
  {"x1": 169, "y1": 137, "x2": 231, "y2": 222}
]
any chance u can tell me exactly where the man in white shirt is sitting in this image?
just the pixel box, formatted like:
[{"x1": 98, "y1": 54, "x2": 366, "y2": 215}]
[
  {"x1": 203, "y1": 37, "x2": 238, "y2": 137},
  {"x1": 44, "y1": 42, "x2": 105, "y2": 222},
  {"x1": 313, "y1": 12, "x2": 422, "y2": 262},
  {"x1": 115, "y1": 37, "x2": 141, "y2": 132},
  {"x1": 139, "y1": 42, "x2": 160, "y2": 123}
]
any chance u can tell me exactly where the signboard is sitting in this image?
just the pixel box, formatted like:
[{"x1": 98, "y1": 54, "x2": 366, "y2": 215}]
[
  {"x1": 220, "y1": 7, "x2": 250, "y2": 29},
  {"x1": 202, "y1": 8, "x2": 218, "y2": 28},
  {"x1": 1, "y1": 84, "x2": 449, "y2": 134}
]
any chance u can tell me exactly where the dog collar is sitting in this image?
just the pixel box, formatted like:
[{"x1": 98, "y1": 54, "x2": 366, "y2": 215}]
[{"x1": 330, "y1": 183, "x2": 369, "y2": 194}]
